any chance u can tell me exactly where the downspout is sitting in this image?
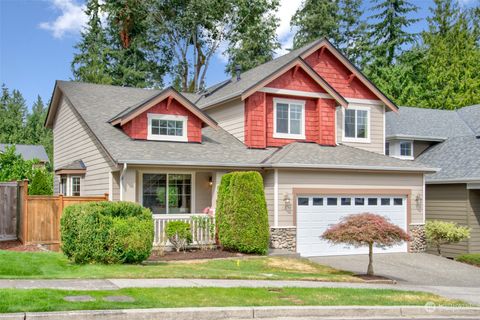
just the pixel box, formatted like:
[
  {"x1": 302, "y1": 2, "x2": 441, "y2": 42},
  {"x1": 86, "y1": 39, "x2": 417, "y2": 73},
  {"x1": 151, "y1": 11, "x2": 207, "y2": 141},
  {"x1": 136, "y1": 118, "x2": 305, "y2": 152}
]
[{"x1": 120, "y1": 163, "x2": 127, "y2": 201}]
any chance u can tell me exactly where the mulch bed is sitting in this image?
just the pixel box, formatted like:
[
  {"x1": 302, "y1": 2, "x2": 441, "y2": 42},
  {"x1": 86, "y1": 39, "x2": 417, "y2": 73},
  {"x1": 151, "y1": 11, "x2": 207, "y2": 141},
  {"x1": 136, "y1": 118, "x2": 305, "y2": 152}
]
[
  {"x1": 0, "y1": 240, "x2": 42, "y2": 252},
  {"x1": 147, "y1": 249, "x2": 253, "y2": 262}
]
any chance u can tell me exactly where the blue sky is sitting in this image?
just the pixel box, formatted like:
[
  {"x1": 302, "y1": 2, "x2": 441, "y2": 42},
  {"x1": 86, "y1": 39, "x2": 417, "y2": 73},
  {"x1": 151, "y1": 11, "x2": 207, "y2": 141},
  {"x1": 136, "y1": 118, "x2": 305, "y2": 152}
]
[{"x1": 0, "y1": 0, "x2": 476, "y2": 108}]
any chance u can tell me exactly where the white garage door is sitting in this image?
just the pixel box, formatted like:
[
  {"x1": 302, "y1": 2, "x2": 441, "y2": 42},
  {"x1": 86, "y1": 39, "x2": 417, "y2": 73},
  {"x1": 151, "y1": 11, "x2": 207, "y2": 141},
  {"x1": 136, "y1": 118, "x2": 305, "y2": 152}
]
[{"x1": 296, "y1": 195, "x2": 408, "y2": 257}]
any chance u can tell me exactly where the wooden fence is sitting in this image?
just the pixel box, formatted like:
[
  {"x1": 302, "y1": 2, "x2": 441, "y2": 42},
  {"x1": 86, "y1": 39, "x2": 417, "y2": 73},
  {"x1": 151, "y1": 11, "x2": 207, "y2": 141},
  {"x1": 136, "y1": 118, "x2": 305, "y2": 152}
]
[
  {"x1": 17, "y1": 180, "x2": 108, "y2": 245},
  {"x1": 0, "y1": 182, "x2": 19, "y2": 241}
]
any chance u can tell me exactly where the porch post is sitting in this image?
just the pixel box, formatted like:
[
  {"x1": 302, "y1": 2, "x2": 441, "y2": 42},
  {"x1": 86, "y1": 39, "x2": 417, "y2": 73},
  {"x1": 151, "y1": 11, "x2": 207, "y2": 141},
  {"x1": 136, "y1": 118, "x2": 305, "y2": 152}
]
[{"x1": 211, "y1": 171, "x2": 227, "y2": 213}]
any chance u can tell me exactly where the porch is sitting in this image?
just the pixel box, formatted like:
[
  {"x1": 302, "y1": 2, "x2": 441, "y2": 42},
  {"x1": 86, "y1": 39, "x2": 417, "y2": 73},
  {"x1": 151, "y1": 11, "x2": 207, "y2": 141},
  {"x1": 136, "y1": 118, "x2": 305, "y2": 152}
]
[{"x1": 114, "y1": 166, "x2": 226, "y2": 247}]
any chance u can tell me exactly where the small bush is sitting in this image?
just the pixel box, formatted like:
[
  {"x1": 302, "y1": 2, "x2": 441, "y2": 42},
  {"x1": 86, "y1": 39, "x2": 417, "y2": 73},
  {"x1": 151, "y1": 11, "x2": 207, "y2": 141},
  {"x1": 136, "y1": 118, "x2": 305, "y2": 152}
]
[
  {"x1": 216, "y1": 171, "x2": 269, "y2": 255},
  {"x1": 28, "y1": 169, "x2": 53, "y2": 195},
  {"x1": 425, "y1": 220, "x2": 471, "y2": 256},
  {"x1": 165, "y1": 221, "x2": 192, "y2": 252},
  {"x1": 60, "y1": 201, "x2": 154, "y2": 264},
  {"x1": 456, "y1": 253, "x2": 480, "y2": 267}
]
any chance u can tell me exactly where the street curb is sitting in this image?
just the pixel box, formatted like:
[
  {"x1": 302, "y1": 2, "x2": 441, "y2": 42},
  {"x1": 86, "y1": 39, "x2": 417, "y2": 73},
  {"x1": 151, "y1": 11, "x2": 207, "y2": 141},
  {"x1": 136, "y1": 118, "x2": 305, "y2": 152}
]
[{"x1": 4, "y1": 306, "x2": 478, "y2": 319}]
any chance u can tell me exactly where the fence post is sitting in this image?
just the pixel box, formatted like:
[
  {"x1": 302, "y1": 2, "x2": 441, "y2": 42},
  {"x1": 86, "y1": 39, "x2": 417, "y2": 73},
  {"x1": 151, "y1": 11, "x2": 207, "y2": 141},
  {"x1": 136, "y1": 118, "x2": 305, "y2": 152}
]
[
  {"x1": 22, "y1": 179, "x2": 29, "y2": 244},
  {"x1": 104, "y1": 193, "x2": 109, "y2": 201},
  {"x1": 58, "y1": 194, "x2": 64, "y2": 243}
]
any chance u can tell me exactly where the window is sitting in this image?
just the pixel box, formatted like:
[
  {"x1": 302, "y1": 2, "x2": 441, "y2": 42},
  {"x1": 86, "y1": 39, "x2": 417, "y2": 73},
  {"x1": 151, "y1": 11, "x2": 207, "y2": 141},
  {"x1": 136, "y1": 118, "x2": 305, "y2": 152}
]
[
  {"x1": 341, "y1": 197, "x2": 351, "y2": 205},
  {"x1": 385, "y1": 142, "x2": 390, "y2": 155},
  {"x1": 381, "y1": 198, "x2": 391, "y2": 205},
  {"x1": 71, "y1": 176, "x2": 81, "y2": 196},
  {"x1": 393, "y1": 198, "x2": 403, "y2": 206},
  {"x1": 327, "y1": 197, "x2": 338, "y2": 205},
  {"x1": 147, "y1": 114, "x2": 188, "y2": 142},
  {"x1": 368, "y1": 198, "x2": 378, "y2": 205},
  {"x1": 344, "y1": 107, "x2": 369, "y2": 141},
  {"x1": 273, "y1": 99, "x2": 305, "y2": 139},
  {"x1": 355, "y1": 197, "x2": 365, "y2": 205},
  {"x1": 60, "y1": 176, "x2": 67, "y2": 195},
  {"x1": 400, "y1": 141, "x2": 412, "y2": 157},
  {"x1": 313, "y1": 197, "x2": 323, "y2": 206},
  {"x1": 142, "y1": 173, "x2": 192, "y2": 214},
  {"x1": 298, "y1": 197, "x2": 309, "y2": 206}
]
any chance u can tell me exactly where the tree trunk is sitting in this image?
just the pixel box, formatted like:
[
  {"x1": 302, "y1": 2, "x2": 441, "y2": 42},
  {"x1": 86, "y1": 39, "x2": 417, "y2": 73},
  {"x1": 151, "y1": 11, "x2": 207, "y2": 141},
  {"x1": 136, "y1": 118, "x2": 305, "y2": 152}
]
[
  {"x1": 437, "y1": 243, "x2": 442, "y2": 256},
  {"x1": 367, "y1": 242, "x2": 374, "y2": 276}
]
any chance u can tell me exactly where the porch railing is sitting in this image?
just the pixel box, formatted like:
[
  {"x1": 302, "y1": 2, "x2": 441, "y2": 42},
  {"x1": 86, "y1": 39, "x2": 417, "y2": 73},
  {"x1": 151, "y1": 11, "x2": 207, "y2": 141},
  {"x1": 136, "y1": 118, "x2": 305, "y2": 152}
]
[{"x1": 153, "y1": 214, "x2": 215, "y2": 247}]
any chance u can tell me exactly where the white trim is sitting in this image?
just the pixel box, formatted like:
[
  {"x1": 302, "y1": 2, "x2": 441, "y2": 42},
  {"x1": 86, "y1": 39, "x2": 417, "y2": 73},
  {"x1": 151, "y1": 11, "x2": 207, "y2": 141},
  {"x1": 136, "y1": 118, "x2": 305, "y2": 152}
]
[
  {"x1": 399, "y1": 140, "x2": 414, "y2": 159},
  {"x1": 120, "y1": 163, "x2": 127, "y2": 201},
  {"x1": 147, "y1": 114, "x2": 188, "y2": 142},
  {"x1": 467, "y1": 183, "x2": 480, "y2": 190},
  {"x1": 342, "y1": 105, "x2": 371, "y2": 143},
  {"x1": 386, "y1": 134, "x2": 447, "y2": 142},
  {"x1": 273, "y1": 168, "x2": 279, "y2": 227},
  {"x1": 108, "y1": 172, "x2": 113, "y2": 201},
  {"x1": 138, "y1": 169, "x2": 196, "y2": 215},
  {"x1": 382, "y1": 106, "x2": 386, "y2": 155},
  {"x1": 70, "y1": 176, "x2": 81, "y2": 196},
  {"x1": 273, "y1": 98, "x2": 306, "y2": 140},
  {"x1": 345, "y1": 98, "x2": 383, "y2": 106},
  {"x1": 260, "y1": 87, "x2": 332, "y2": 99}
]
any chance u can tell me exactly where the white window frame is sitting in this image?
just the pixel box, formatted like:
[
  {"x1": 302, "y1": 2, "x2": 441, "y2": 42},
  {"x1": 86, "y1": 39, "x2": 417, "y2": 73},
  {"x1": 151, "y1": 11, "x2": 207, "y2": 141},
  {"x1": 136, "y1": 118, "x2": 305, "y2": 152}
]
[
  {"x1": 342, "y1": 105, "x2": 371, "y2": 143},
  {"x1": 273, "y1": 98, "x2": 306, "y2": 140},
  {"x1": 59, "y1": 175, "x2": 82, "y2": 196},
  {"x1": 70, "y1": 176, "x2": 81, "y2": 196},
  {"x1": 399, "y1": 140, "x2": 413, "y2": 159},
  {"x1": 147, "y1": 113, "x2": 188, "y2": 142},
  {"x1": 138, "y1": 170, "x2": 196, "y2": 215}
]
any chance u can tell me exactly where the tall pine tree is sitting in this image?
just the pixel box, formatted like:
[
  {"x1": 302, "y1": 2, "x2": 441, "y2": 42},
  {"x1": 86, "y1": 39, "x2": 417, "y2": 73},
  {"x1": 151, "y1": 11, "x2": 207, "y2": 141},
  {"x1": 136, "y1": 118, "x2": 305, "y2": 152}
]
[
  {"x1": 291, "y1": 0, "x2": 340, "y2": 49},
  {"x1": 337, "y1": 0, "x2": 368, "y2": 67},
  {"x1": 71, "y1": 0, "x2": 112, "y2": 84},
  {"x1": 0, "y1": 85, "x2": 27, "y2": 144},
  {"x1": 25, "y1": 96, "x2": 53, "y2": 162}
]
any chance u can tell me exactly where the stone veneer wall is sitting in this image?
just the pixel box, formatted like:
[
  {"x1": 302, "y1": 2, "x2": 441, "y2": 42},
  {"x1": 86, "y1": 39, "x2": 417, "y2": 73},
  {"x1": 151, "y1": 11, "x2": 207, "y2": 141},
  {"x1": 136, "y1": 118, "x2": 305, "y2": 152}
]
[
  {"x1": 270, "y1": 227, "x2": 296, "y2": 252},
  {"x1": 409, "y1": 224, "x2": 426, "y2": 252}
]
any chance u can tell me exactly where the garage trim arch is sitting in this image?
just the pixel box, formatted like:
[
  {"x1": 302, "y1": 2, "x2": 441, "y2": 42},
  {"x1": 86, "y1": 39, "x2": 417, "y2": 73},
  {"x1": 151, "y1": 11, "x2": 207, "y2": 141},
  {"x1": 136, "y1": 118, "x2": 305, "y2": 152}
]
[{"x1": 292, "y1": 188, "x2": 412, "y2": 255}]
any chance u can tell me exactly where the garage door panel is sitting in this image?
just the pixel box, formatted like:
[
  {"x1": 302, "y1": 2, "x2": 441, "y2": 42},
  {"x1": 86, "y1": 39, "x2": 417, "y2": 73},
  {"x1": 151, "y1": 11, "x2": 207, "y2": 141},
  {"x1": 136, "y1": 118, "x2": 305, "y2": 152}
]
[{"x1": 296, "y1": 195, "x2": 407, "y2": 257}]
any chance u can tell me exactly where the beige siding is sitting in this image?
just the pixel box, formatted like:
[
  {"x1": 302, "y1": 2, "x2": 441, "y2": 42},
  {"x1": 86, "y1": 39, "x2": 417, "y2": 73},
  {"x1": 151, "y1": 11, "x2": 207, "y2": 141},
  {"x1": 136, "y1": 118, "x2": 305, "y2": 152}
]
[
  {"x1": 425, "y1": 184, "x2": 469, "y2": 257},
  {"x1": 336, "y1": 104, "x2": 385, "y2": 154},
  {"x1": 413, "y1": 141, "x2": 433, "y2": 158},
  {"x1": 265, "y1": 169, "x2": 424, "y2": 227},
  {"x1": 468, "y1": 189, "x2": 480, "y2": 253},
  {"x1": 195, "y1": 171, "x2": 213, "y2": 212},
  {"x1": 112, "y1": 171, "x2": 120, "y2": 201},
  {"x1": 53, "y1": 96, "x2": 114, "y2": 196},
  {"x1": 205, "y1": 99, "x2": 245, "y2": 142}
]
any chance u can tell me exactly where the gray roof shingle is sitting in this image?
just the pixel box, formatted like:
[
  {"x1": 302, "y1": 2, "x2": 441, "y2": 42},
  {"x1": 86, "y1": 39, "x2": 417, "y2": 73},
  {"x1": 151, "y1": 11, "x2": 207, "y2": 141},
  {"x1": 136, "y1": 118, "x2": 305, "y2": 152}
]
[
  {"x1": 386, "y1": 106, "x2": 474, "y2": 140},
  {"x1": 416, "y1": 136, "x2": 480, "y2": 182},
  {"x1": 57, "y1": 159, "x2": 86, "y2": 170},
  {"x1": 0, "y1": 144, "x2": 49, "y2": 163},
  {"x1": 457, "y1": 104, "x2": 480, "y2": 136}
]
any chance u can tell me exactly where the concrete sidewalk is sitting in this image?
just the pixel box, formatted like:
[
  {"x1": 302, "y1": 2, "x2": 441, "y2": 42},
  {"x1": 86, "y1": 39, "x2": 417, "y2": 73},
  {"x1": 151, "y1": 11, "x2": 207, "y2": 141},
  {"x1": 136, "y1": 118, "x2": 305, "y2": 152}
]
[{"x1": 0, "y1": 278, "x2": 479, "y2": 305}]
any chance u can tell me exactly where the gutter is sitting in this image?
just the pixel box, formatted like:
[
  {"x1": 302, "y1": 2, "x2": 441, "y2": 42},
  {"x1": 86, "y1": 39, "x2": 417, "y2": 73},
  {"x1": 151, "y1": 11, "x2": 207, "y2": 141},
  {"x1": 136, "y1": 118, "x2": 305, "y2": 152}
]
[
  {"x1": 117, "y1": 159, "x2": 438, "y2": 173},
  {"x1": 386, "y1": 134, "x2": 447, "y2": 142},
  {"x1": 426, "y1": 177, "x2": 480, "y2": 184}
]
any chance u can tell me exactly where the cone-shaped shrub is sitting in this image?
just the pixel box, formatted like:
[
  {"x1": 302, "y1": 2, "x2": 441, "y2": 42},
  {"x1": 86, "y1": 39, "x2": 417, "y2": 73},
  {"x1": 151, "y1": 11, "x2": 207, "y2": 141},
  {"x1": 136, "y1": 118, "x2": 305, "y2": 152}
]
[
  {"x1": 216, "y1": 171, "x2": 269, "y2": 254},
  {"x1": 61, "y1": 201, "x2": 154, "y2": 264}
]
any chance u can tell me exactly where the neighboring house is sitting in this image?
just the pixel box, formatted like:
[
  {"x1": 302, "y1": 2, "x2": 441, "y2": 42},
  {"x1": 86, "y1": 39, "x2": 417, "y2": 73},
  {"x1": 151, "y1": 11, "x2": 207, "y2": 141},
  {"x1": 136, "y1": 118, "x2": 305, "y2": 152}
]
[
  {"x1": 0, "y1": 144, "x2": 49, "y2": 168},
  {"x1": 45, "y1": 38, "x2": 435, "y2": 257},
  {"x1": 386, "y1": 105, "x2": 480, "y2": 257}
]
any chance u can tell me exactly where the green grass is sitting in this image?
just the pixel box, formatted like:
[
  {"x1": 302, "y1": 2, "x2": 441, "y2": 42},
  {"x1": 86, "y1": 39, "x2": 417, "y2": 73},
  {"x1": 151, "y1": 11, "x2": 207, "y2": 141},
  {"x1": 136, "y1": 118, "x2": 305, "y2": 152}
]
[
  {"x1": 0, "y1": 287, "x2": 464, "y2": 313},
  {"x1": 0, "y1": 250, "x2": 356, "y2": 281},
  {"x1": 456, "y1": 253, "x2": 480, "y2": 267}
]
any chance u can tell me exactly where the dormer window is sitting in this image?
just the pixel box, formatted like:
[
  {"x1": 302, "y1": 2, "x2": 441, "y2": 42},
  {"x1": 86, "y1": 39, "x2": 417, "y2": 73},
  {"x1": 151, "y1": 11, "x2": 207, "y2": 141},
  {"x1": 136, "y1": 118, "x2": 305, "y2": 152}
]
[
  {"x1": 400, "y1": 141, "x2": 412, "y2": 157},
  {"x1": 273, "y1": 98, "x2": 305, "y2": 139},
  {"x1": 147, "y1": 114, "x2": 188, "y2": 142}
]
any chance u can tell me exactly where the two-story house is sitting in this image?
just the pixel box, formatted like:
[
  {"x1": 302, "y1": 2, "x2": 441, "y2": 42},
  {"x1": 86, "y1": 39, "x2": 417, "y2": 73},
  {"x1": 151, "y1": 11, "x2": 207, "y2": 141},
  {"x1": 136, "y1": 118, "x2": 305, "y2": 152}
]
[
  {"x1": 386, "y1": 105, "x2": 480, "y2": 257},
  {"x1": 45, "y1": 38, "x2": 435, "y2": 257}
]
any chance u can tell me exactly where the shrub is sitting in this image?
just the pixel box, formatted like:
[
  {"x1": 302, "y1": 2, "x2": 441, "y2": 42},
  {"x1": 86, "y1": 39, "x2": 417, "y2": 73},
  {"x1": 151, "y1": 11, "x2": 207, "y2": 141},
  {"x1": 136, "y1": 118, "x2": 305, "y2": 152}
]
[
  {"x1": 322, "y1": 213, "x2": 410, "y2": 276},
  {"x1": 456, "y1": 253, "x2": 480, "y2": 267},
  {"x1": 165, "y1": 221, "x2": 192, "y2": 252},
  {"x1": 216, "y1": 171, "x2": 269, "y2": 254},
  {"x1": 425, "y1": 220, "x2": 471, "y2": 256},
  {"x1": 60, "y1": 201, "x2": 154, "y2": 264},
  {"x1": 28, "y1": 169, "x2": 53, "y2": 195}
]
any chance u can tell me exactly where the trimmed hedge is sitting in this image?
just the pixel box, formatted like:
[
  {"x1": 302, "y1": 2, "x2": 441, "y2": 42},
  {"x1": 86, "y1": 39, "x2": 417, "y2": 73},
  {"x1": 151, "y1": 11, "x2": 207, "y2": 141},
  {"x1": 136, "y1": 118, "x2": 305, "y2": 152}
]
[
  {"x1": 216, "y1": 171, "x2": 269, "y2": 254},
  {"x1": 60, "y1": 201, "x2": 154, "y2": 264}
]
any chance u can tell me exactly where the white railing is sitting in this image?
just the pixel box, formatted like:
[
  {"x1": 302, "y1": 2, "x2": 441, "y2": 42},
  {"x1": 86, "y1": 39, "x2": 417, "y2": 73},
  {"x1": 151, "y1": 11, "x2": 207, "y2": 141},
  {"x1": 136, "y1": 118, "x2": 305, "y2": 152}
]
[{"x1": 153, "y1": 214, "x2": 216, "y2": 247}]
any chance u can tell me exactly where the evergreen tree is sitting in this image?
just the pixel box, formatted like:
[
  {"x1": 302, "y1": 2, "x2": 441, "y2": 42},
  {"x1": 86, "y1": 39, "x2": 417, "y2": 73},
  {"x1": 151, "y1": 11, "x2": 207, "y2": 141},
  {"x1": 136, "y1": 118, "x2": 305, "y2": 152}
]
[
  {"x1": 225, "y1": 0, "x2": 280, "y2": 76},
  {"x1": 368, "y1": 0, "x2": 419, "y2": 67},
  {"x1": 0, "y1": 85, "x2": 27, "y2": 144},
  {"x1": 291, "y1": 0, "x2": 340, "y2": 49},
  {"x1": 71, "y1": 0, "x2": 112, "y2": 84},
  {"x1": 25, "y1": 96, "x2": 53, "y2": 162},
  {"x1": 337, "y1": 0, "x2": 369, "y2": 67}
]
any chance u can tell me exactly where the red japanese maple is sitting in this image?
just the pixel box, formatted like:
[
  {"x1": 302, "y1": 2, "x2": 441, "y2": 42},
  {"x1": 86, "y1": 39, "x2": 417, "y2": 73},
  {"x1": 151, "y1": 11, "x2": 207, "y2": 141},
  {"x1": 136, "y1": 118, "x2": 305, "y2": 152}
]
[{"x1": 322, "y1": 213, "x2": 410, "y2": 276}]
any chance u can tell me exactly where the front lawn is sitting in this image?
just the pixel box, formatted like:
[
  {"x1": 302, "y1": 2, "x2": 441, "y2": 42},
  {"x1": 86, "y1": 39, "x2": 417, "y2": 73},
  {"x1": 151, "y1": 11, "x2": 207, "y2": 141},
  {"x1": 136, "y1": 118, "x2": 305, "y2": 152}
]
[
  {"x1": 0, "y1": 287, "x2": 463, "y2": 313},
  {"x1": 0, "y1": 250, "x2": 356, "y2": 281},
  {"x1": 456, "y1": 253, "x2": 480, "y2": 267}
]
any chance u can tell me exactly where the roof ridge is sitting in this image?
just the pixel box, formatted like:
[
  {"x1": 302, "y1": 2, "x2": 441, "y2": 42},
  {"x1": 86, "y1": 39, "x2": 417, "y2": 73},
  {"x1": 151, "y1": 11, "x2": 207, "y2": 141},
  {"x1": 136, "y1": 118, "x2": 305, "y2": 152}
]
[
  {"x1": 455, "y1": 108, "x2": 477, "y2": 136},
  {"x1": 264, "y1": 142, "x2": 298, "y2": 164}
]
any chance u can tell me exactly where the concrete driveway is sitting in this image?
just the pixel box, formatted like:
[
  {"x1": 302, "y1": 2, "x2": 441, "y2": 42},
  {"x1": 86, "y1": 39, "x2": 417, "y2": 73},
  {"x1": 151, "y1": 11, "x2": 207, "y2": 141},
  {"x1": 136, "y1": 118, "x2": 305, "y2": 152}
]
[{"x1": 310, "y1": 253, "x2": 480, "y2": 305}]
